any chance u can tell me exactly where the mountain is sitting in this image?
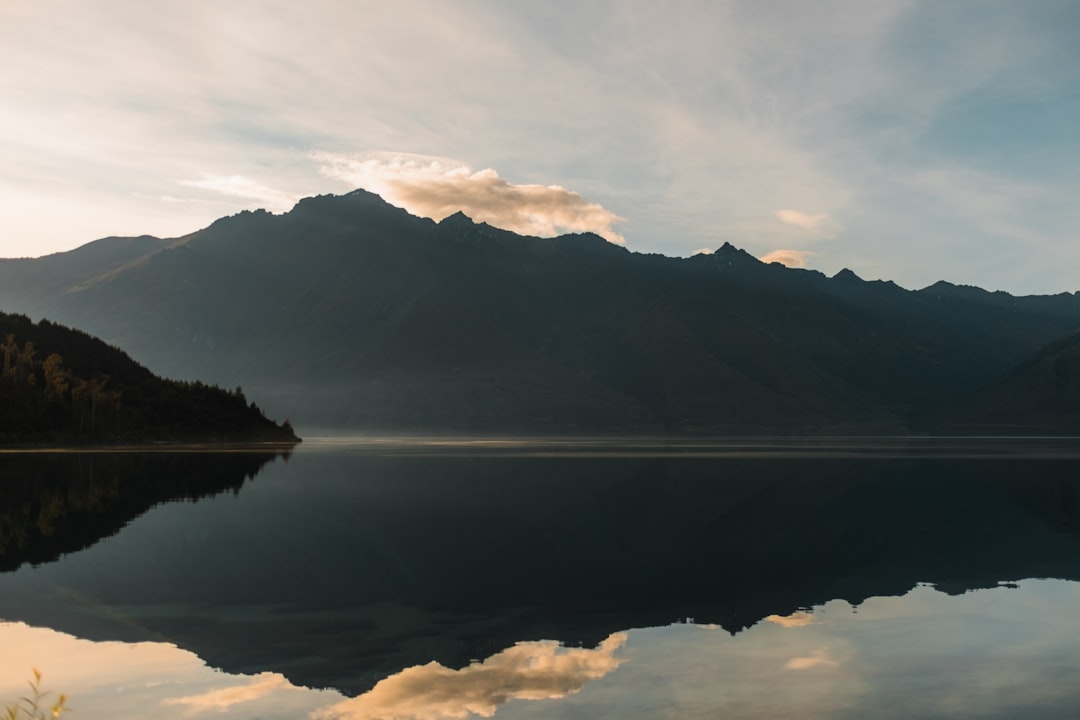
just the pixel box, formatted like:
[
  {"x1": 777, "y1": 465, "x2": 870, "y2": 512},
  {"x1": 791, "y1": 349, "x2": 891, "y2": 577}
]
[
  {"x1": 932, "y1": 330, "x2": 1080, "y2": 433},
  {"x1": 1, "y1": 189, "x2": 1078, "y2": 434},
  {"x1": 0, "y1": 235, "x2": 168, "y2": 308},
  {"x1": 0, "y1": 311, "x2": 297, "y2": 444}
]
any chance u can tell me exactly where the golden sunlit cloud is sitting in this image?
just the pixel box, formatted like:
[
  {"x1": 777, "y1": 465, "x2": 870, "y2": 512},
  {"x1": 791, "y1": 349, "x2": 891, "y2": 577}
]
[
  {"x1": 313, "y1": 633, "x2": 628, "y2": 720},
  {"x1": 785, "y1": 650, "x2": 840, "y2": 670},
  {"x1": 760, "y1": 249, "x2": 815, "y2": 268},
  {"x1": 179, "y1": 175, "x2": 299, "y2": 212},
  {"x1": 691, "y1": 247, "x2": 714, "y2": 255},
  {"x1": 163, "y1": 672, "x2": 301, "y2": 711},
  {"x1": 775, "y1": 209, "x2": 831, "y2": 231},
  {"x1": 764, "y1": 611, "x2": 816, "y2": 628},
  {"x1": 313, "y1": 152, "x2": 625, "y2": 244}
]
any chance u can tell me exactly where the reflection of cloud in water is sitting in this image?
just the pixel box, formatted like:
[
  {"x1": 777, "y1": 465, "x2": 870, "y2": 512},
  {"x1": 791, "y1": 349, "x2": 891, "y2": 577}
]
[
  {"x1": 765, "y1": 611, "x2": 815, "y2": 628},
  {"x1": 164, "y1": 672, "x2": 300, "y2": 711},
  {"x1": 7, "y1": 582, "x2": 1080, "y2": 719},
  {"x1": 785, "y1": 650, "x2": 840, "y2": 670},
  {"x1": 0, "y1": 621, "x2": 339, "y2": 720},
  {"x1": 314, "y1": 633, "x2": 628, "y2": 720}
]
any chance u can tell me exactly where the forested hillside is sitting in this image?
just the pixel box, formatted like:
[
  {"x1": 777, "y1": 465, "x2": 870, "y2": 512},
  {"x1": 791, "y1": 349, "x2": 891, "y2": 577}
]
[{"x1": 0, "y1": 312, "x2": 296, "y2": 444}]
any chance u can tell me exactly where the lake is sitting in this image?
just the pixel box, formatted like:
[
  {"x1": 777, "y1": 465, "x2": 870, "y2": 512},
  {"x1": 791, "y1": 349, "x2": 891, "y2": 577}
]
[{"x1": 2, "y1": 437, "x2": 1079, "y2": 719}]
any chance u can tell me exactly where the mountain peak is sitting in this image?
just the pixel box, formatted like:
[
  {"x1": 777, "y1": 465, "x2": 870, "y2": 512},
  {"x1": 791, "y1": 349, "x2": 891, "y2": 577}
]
[
  {"x1": 288, "y1": 189, "x2": 405, "y2": 218},
  {"x1": 832, "y1": 268, "x2": 862, "y2": 283},
  {"x1": 923, "y1": 280, "x2": 956, "y2": 291},
  {"x1": 439, "y1": 211, "x2": 475, "y2": 227},
  {"x1": 343, "y1": 188, "x2": 383, "y2": 201},
  {"x1": 712, "y1": 242, "x2": 763, "y2": 270},
  {"x1": 716, "y1": 242, "x2": 761, "y2": 258}
]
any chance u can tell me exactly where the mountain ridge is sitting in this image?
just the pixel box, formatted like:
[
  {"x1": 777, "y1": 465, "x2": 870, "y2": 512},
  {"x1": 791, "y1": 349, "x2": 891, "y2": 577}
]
[
  {"x1": 1, "y1": 190, "x2": 1077, "y2": 434},
  {"x1": 931, "y1": 330, "x2": 1080, "y2": 433}
]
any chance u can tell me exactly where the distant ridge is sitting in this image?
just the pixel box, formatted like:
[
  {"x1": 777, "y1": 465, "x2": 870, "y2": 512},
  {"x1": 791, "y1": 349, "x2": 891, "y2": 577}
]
[
  {"x1": 0, "y1": 190, "x2": 1077, "y2": 434},
  {"x1": 932, "y1": 330, "x2": 1080, "y2": 433}
]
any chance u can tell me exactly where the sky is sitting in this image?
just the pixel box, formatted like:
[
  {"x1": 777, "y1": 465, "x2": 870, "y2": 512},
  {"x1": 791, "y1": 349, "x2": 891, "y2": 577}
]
[{"x1": 2, "y1": 1, "x2": 1079, "y2": 294}]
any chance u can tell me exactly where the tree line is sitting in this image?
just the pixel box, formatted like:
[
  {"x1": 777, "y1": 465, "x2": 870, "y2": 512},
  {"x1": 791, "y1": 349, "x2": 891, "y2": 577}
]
[
  {"x1": 0, "y1": 312, "x2": 296, "y2": 444},
  {"x1": 1, "y1": 333, "x2": 122, "y2": 436}
]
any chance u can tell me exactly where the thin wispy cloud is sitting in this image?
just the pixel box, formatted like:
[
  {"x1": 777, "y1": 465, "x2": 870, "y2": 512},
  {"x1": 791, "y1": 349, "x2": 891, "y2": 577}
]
[
  {"x1": 179, "y1": 175, "x2": 299, "y2": 213},
  {"x1": 775, "y1": 210, "x2": 831, "y2": 232},
  {"x1": 158, "y1": 195, "x2": 212, "y2": 205},
  {"x1": 314, "y1": 152, "x2": 625, "y2": 244},
  {"x1": 775, "y1": 208, "x2": 842, "y2": 243},
  {"x1": 785, "y1": 650, "x2": 841, "y2": 671}
]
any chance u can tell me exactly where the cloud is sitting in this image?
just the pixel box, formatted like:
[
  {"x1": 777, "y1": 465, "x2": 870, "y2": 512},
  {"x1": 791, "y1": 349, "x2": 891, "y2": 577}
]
[
  {"x1": 313, "y1": 152, "x2": 625, "y2": 244},
  {"x1": 691, "y1": 247, "x2": 714, "y2": 256},
  {"x1": 5, "y1": 3, "x2": 1080, "y2": 290},
  {"x1": 785, "y1": 650, "x2": 840, "y2": 671},
  {"x1": 163, "y1": 672, "x2": 300, "y2": 711},
  {"x1": 759, "y1": 249, "x2": 815, "y2": 268},
  {"x1": 764, "y1": 611, "x2": 816, "y2": 628},
  {"x1": 157, "y1": 195, "x2": 211, "y2": 205},
  {"x1": 775, "y1": 209, "x2": 833, "y2": 232},
  {"x1": 313, "y1": 633, "x2": 627, "y2": 720},
  {"x1": 179, "y1": 175, "x2": 299, "y2": 212}
]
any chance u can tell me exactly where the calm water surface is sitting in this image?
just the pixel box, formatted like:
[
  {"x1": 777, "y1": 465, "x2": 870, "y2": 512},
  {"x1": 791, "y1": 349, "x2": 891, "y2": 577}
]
[{"x1": 1, "y1": 438, "x2": 1079, "y2": 718}]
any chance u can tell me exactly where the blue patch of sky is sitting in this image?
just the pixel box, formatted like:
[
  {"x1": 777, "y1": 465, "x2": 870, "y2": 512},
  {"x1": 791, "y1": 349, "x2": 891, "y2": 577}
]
[
  {"x1": 918, "y1": 88, "x2": 1080, "y2": 180},
  {"x1": 862, "y1": 2, "x2": 1080, "y2": 186}
]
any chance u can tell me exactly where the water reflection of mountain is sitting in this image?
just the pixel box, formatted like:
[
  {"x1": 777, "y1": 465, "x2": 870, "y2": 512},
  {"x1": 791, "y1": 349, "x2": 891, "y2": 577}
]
[
  {"x1": 1, "y1": 448, "x2": 1079, "y2": 697},
  {"x1": 0, "y1": 451, "x2": 287, "y2": 571}
]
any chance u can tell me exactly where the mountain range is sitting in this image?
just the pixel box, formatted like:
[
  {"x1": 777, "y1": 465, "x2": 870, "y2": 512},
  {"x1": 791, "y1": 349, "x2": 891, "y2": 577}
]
[{"x1": 2, "y1": 189, "x2": 1078, "y2": 434}]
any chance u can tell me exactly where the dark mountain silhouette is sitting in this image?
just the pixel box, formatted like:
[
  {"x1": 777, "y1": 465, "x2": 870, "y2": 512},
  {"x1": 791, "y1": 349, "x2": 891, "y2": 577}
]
[
  {"x1": 932, "y1": 330, "x2": 1080, "y2": 433},
  {"x1": 0, "y1": 235, "x2": 168, "y2": 308},
  {"x1": 0, "y1": 311, "x2": 297, "y2": 444},
  {"x1": 1, "y1": 190, "x2": 1078, "y2": 433}
]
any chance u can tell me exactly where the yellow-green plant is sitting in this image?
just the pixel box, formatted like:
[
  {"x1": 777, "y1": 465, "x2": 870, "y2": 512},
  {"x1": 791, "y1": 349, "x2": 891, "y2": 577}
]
[{"x1": 4, "y1": 669, "x2": 66, "y2": 720}]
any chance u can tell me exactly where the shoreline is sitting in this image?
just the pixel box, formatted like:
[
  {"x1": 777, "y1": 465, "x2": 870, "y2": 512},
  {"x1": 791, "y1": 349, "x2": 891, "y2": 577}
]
[{"x1": 0, "y1": 439, "x2": 301, "y2": 454}]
